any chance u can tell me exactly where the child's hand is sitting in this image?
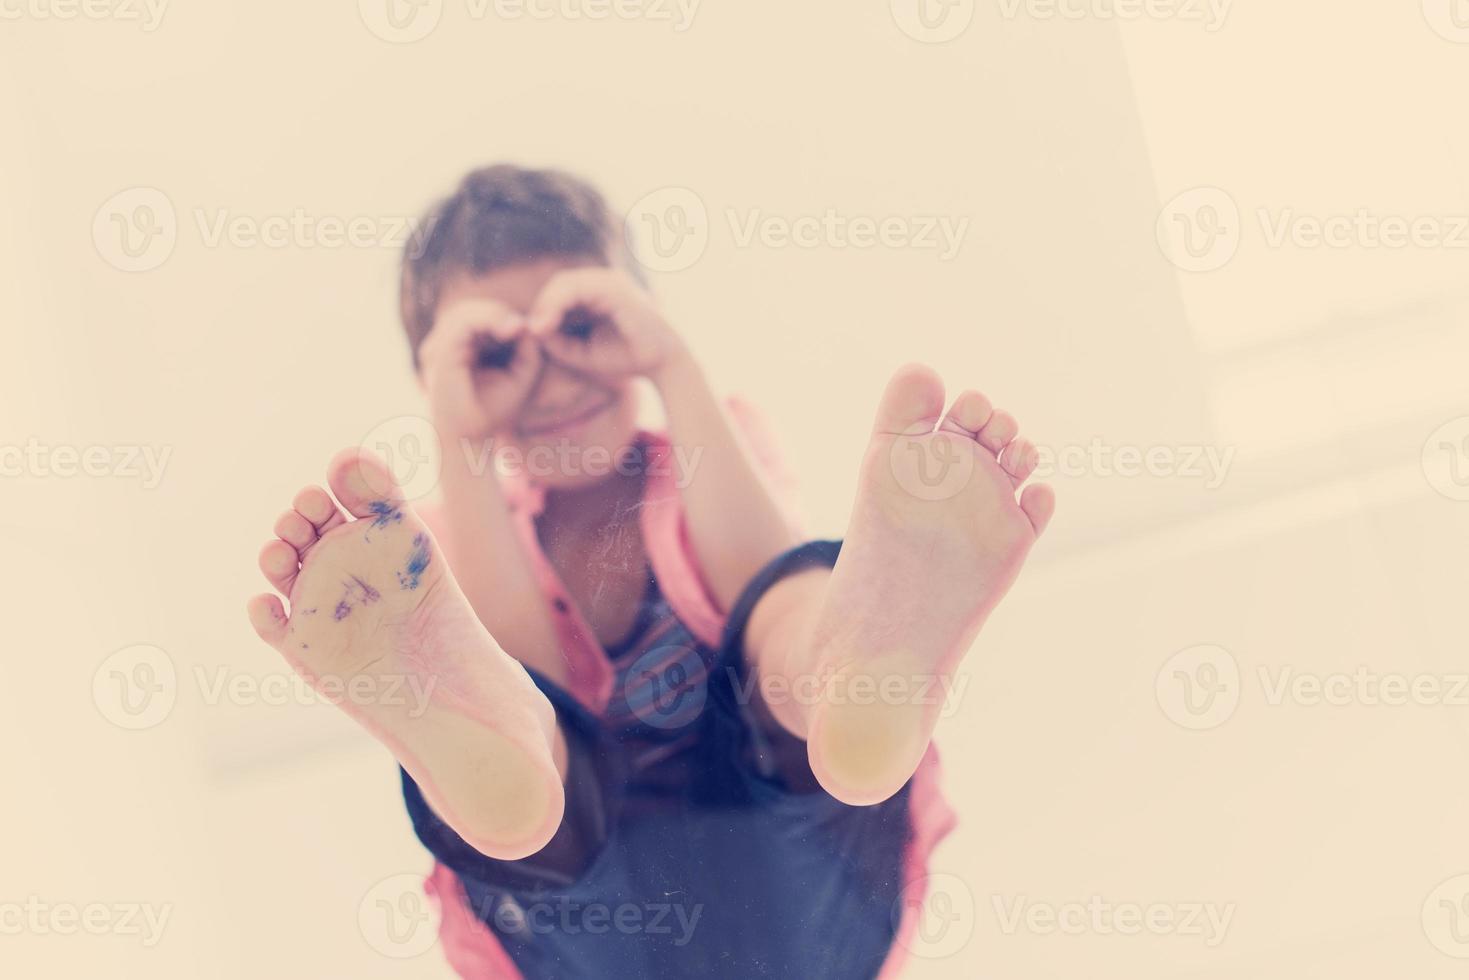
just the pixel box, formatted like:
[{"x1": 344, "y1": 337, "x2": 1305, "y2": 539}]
[
  {"x1": 528, "y1": 268, "x2": 689, "y2": 385},
  {"x1": 419, "y1": 298, "x2": 544, "y2": 441}
]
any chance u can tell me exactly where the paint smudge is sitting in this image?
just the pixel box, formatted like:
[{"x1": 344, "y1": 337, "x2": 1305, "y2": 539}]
[
  {"x1": 350, "y1": 575, "x2": 381, "y2": 604},
  {"x1": 369, "y1": 501, "x2": 403, "y2": 530},
  {"x1": 333, "y1": 577, "x2": 380, "y2": 621},
  {"x1": 397, "y1": 534, "x2": 431, "y2": 590}
]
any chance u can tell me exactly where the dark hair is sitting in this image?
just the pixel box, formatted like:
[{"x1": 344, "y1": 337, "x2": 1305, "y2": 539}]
[{"x1": 399, "y1": 164, "x2": 638, "y2": 368}]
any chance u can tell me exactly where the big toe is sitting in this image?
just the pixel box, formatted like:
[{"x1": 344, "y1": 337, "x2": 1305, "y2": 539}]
[
  {"x1": 327, "y1": 448, "x2": 405, "y2": 518},
  {"x1": 873, "y1": 363, "x2": 947, "y2": 437}
]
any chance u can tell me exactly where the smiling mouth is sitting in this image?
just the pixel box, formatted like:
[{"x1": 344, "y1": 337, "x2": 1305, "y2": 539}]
[{"x1": 517, "y1": 394, "x2": 616, "y2": 438}]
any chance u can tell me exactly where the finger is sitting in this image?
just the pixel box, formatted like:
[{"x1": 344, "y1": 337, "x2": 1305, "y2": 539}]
[
  {"x1": 541, "y1": 330, "x2": 636, "y2": 378},
  {"x1": 527, "y1": 268, "x2": 620, "y2": 335},
  {"x1": 425, "y1": 299, "x2": 526, "y2": 365},
  {"x1": 496, "y1": 333, "x2": 545, "y2": 396}
]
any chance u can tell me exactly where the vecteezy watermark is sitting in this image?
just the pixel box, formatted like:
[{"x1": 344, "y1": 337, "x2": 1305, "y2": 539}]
[
  {"x1": 1423, "y1": 874, "x2": 1469, "y2": 958},
  {"x1": 483, "y1": 894, "x2": 703, "y2": 945},
  {"x1": 1156, "y1": 644, "x2": 1241, "y2": 731},
  {"x1": 624, "y1": 648, "x2": 971, "y2": 734},
  {"x1": 1422, "y1": 416, "x2": 1469, "y2": 502},
  {"x1": 359, "y1": 414, "x2": 708, "y2": 503},
  {"x1": 1157, "y1": 645, "x2": 1469, "y2": 731},
  {"x1": 725, "y1": 209, "x2": 969, "y2": 261},
  {"x1": 1158, "y1": 186, "x2": 1469, "y2": 273},
  {"x1": 1256, "y1": 667, "x2": 1469, "y2": 710},
  {"x1": 890, "y1": 0, "x2": 976, "y2": 44},
  {"x1": 0, "y1": 0, "x2": 169, "y2": 30},
  {"x1": 992, "y1": 895, "x2": 1236, "y2": 947},
  {"x1": 92, "y1": 187, "x2": 428, "y2": 272},
  {"x1": 886, "y1": 430, "x2": 1236, "y2": 504},
  {"x1": 0, "y1": 439, "x2": 172, "y2": 488},
  {"x1": 995, "y1": 0, "x2": 1232, "y2": 30},
  {"x1": 1034, "y1": 440, "x2": 1235, "y2": 489},
  {"x1": 727, "y1": 664, "x2": 970, "y2": 720},
  {"x1": 892, "y1": 873, "x2": 977, "y2": 959},
  {"x1": 93, "y1": 644, "x2": 178, "y2": 731},
  {"x1": 0, "y1": 898, "x2": 173, "y2": 947},
  {"x1": 1422, "y1": 0, "x2": 1469, "y2": 43},
  {"x1": 887, "y1": 426, "x2": 978, "y2": 503},
  {"x1": 92, "y1": 644, "x2": 439, "y2": 731},
  {"x1": 359, "y1": 874, "x2": 439, "y2": 959},
  {"x1": 190, "y1": 666, "x2": 437, "y2": 718},
  {"x1": 625, "y1": 187, "x2": 709, "y2": 273},
  {"x1": 356, "y1": 0, "x2": 701, "y2": 43},
  {"x1": 1156, "y1": 187, "x2": 1242, "y2": 273},
  {"x1": 462, "y1": 438, "x2": 705, "y2": 491},
  {"x1": 623, "y1": 645, "x2": 709, "y2": 731},
  {"x1": 625, "y1": 187, "x2": 971, "y2": 273}
]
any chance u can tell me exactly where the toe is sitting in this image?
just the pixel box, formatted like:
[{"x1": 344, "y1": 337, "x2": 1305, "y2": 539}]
[
  {"x1": 274, "y1": 510, "x2": 317, "y2": 552},
  {"x1": 939, "y1": 389, "x2": 994, "y2": 437},
  {"x1": 327, "y1": 448, "x2": 405, "y2": 519},
  {"x1": 1000, "y1": 438, "x2": 1039, "y2": 486},
  {"x1": 259, "y1": 539, "x2": 301, "y2": 596},
  {"x1": 1019, "y1": 484, "x2": 1056, "y2": 536},
  {"x1": 872, "y1": 363, "x2": 947, "y2": 436},
  {"x1": 292, "y1": 485, "x2": 346, "y2": 535},
  {"x1": 977, "y1": 410, "x2": 1018, "y2": 455},
  {"x1": 246, "y1": 593, "x2": 289, "y2": 648}
]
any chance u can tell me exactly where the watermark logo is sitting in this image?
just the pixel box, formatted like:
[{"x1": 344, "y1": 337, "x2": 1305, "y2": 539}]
[
  {"x1": 1035, "y1": 440, "x2": 1235, "y2": 489},
  {"x1": 994, "y1": 0, "x2": 1232, "y2": 31},
  {"x1": 0, "y1": 898, "x2": 172, "y2": 946},
  {"x1": 1257, "y1": 666, "x2": 1469, "y2": 709},
  {"x1": 1422, "y1": 417, "x2": 1469, "y2": 502},
  {"x1": 626, "y1": 188, "x2": 969, "y2": 272},
  {"x1": 93, "y1": 644, "x2": 177, "y2": 731},
  {"x1": 359, "y1": 416, "x2": 709, "y2": 501},
  {"x1": 1156, "y1": 186, "x2": 1241, "y2": 273},
  {"x1": 893, "y1": 873, "x2": 976, "y2": 958},
  {"x1": 359, "y1": 874, "x2": 439, "y2": 958},
  {"x1": 1160, "y1": 188, "x2": 1469, "y2": 273},
  {"x1": 1156, "y1": 644, "x2": 1240, "y2": 731},
  {"x1": 486, "y1": 895, "x2": 703, "y2": 943},
  {"x1": 0, "y1": 440, "x2": 172, "y2": 488},
  {"x1": 1157, "y1": 651, "x2": 1469, "y2": 727},
  {"x1": 94, "y1": 645, "x2": 437, "y2": 730},
  {"x1": 725, "y1": 209, "x2": 969, "y2": 260},
  {"x1": 1423, "y1": 0, "x2": 1469, "y2": 43},
  {"x1": 93, "y1": 187, "x2": 177, "y2": 273},
  {"x1": 358, "y1": 0, "x2": 443, "y2": 42},
  {"x1": 624, "y1": 645, "x2": 708, "y2": 730},
  {"x1": 888, "y1": 429, "x2": 978, "y2": 502},
  {"x1": 361, "y1": 415, "x2": 443, "y2": 502},
  {"x1": 626, "y1": 187, "x2": 709, "y2": 273},
  {"x1": 993, "y1": 895, "x2": 1235, "y2": 946},
  {"x1": 358, "y1": 0, "x2": 700, "y2": 38},
  {"x1": 0, "y1": 0, "x2": 169, "y2": 30},
  {"x1": 1423, "y1": 874, "x2": 1469, "y2": 958},
  {"x1": 890, "y1": 0, "x2": 975, "y2": 43},
  {"x1": 724, "y1": 663, "x2": 970, "y2": 720},
  {"x1": 93, "y1": 188, "x2": 429, "y2": 271}
]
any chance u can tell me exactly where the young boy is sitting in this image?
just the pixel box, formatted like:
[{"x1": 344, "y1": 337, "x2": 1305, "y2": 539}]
[{"x1": 247, "y1": 165, "x2": 1054, "y2": 979}]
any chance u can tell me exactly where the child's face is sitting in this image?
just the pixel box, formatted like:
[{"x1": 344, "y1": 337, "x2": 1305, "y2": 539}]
[{"x1": 432, "y1": 258, "x2": 642, "y2": 490}]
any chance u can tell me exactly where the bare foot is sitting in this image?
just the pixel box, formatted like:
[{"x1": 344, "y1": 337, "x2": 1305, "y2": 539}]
[
  {"x1": 805, "y1": 364, "x2": 1055, "y2": 805},
  {"x1": 246, "y1": 449, "x2": 564, "y2": 859}
]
